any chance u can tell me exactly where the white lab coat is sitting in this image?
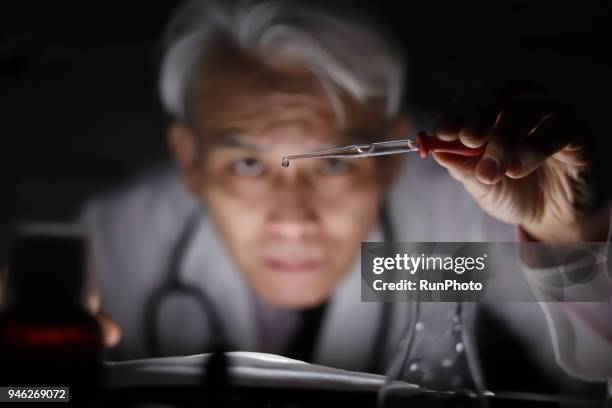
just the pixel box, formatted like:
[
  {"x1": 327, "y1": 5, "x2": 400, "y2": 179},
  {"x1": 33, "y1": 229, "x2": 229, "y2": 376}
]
[{"x1": 82, "y1": 156, "x2": 612, "y2": 386}]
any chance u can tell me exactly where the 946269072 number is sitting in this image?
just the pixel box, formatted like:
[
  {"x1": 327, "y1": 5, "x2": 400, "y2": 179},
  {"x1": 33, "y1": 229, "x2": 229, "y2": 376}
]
[{"x1": 0, "y1": 387, "x2": 69, "y2": 402}]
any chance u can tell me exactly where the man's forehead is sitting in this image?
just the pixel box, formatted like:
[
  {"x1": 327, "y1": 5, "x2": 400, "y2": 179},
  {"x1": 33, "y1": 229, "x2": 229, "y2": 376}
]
[{"x1": 209, "y1": 128, "x2": 376, "y2": 150}]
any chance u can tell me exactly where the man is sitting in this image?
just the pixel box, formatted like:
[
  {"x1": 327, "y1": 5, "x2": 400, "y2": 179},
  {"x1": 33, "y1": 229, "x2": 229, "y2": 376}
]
[{"x1": 83, "y1": 0, "x2": 611, "y2": 391}]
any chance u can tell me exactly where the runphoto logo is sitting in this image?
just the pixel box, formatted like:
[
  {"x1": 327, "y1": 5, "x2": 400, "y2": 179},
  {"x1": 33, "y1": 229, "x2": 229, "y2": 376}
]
[{"x1": 372, "y1": 253, "x2": 488, "y2": 275}]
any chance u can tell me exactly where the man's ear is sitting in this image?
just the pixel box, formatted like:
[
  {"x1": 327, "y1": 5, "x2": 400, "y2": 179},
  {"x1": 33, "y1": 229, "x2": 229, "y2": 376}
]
[
  {"x1": 380, "y1": 114, "x2": 413, "y2": 188},
  {"x1": 167, "y1": 122, "x2": 202, "y2": 194}
]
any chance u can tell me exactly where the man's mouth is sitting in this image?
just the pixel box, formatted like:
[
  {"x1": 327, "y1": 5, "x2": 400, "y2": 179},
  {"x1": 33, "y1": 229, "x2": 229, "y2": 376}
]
[{"x1": 263, "y1": 257, "x2": 324, "y2": 272}]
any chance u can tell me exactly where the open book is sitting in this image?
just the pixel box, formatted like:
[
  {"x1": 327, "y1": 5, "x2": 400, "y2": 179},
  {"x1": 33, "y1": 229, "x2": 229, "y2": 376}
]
[
  {"x1": 104, "y1": 353, "x2": 599, "y2": 406},
  {"x1": 105, "y1": 351, "x2": 421, "y2": 394}
]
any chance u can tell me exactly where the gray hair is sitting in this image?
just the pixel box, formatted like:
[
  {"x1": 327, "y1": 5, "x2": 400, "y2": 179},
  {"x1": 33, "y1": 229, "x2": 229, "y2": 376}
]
[{"x1": 159, "y1": 0, "x2": 405, "y2": 126}]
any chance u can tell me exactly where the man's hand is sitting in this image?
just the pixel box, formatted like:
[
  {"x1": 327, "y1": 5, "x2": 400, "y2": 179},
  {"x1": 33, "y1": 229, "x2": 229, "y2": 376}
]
[
  {"x1": 86, "y1": 291, "x2": 122, "y2": 348},
  {"x1": 433, "y1": 80, "x2": 609, "y2": 242}
]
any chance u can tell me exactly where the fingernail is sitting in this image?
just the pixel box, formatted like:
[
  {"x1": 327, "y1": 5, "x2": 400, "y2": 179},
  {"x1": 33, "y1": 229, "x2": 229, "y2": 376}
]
[
  {"x1": 459, "y1": 129, "x2": 487, "y2": 148},
  {"x1": 435, "y1": 117, "x2": 461, "y2": 140},
  {"x1": 436, "y1": 132, "x2": 457, "y2": 141},
  {"x1": 435, "y1": 125, "x2": 458, "y2": 140},
  {"x1": 476, "y1": 157, "x2": 499, "y2": 183}
]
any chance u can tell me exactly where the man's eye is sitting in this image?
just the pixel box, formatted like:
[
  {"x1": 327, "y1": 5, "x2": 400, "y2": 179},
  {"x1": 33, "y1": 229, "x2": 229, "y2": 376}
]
[
  {"x1": 318, "y1": 158, "x2": 351, "y2": 175},
  {"x1": 232, "y1": 158, "x2": 265, "y2": 177}
]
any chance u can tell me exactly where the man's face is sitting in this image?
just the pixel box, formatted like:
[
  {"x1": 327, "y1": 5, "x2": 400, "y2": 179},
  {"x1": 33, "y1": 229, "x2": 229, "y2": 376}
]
[{"x1": 172, "y1": 44, "x2": 396, "y2": 308}]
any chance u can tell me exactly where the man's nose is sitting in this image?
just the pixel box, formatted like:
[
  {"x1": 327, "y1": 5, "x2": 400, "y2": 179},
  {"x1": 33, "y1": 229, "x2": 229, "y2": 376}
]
[{"x1": 268, "y1": 169, "x2": 319, "y2": 237}]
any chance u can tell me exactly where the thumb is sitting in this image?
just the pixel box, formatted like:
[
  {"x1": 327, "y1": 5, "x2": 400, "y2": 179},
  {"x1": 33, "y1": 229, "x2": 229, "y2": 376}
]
[
  {"x1": 432, "y1": 152, "x2": 480, "y2": 178},
  {"x1": 432, "y1": 152, "x2": 492, "y2": 199},
  {"x1": 96, "y1": 310, "x2": 122, "y2": 348},
  {"x1": 85, "y1": 290, "x2": 121, "y2": 348}
]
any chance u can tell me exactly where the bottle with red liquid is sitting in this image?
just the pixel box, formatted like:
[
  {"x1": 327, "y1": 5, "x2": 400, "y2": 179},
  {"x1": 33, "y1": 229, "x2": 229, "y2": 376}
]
[{"x1": 0, "y1": 226, "x2": 103, "y2": 406}]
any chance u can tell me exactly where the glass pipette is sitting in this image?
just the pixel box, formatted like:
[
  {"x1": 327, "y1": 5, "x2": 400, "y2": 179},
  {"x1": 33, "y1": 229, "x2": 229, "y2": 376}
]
[{"x1": 281, "y1": 131, "x2": 484, "y2": 167}]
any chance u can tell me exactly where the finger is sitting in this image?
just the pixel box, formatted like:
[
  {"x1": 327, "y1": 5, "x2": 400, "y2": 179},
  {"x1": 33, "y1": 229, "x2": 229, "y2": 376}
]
[
  {"x1": 550, "y1": 117, "x2": 593, "y2": 166},
  {"x1": 435, "y1": 95, "x2": 467, "y2": 141},
  {"x1": 97, "y1": 311, "x2": 122, "y2": 348},
  {"x1": 505, "y1": 116, "x2": 581, "y2": 178},
  {"x1": 433, "y1": 152, "x2": 492, "y2": 198},
  {"x1": 477, "y1": 95, "x2": 557, "y2": 183},
  {"x1": 433, "y1": 152, "x2": 483, "y2": 195},
  {"x1": 476, "y1": 93, "x2": 563, "y2": 184},
  {"x1": 460, "y1": 80, "x2": 537, "y2": 148}
]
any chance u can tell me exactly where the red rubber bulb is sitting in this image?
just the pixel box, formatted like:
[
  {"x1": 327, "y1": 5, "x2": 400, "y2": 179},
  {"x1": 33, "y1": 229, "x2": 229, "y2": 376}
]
[{"x1": 415, "y1": 131, "x2": 485, "y2": 158}]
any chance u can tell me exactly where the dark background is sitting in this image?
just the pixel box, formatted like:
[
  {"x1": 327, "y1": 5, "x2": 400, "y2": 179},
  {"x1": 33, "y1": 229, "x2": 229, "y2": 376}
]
[{"x1": 1, "y1": 0, "x2": 611, "y2": 258}]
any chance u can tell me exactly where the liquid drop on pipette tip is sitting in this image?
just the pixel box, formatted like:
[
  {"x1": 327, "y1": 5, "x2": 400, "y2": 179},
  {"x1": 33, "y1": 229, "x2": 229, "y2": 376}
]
[{"x1": 281, "y1": 157, "x2": 290, "y2": 167}]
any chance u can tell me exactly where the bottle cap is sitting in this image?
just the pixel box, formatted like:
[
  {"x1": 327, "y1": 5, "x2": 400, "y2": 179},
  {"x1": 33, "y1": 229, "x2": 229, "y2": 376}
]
[{"x1": 7, "y1": 224, "x2": 86, "y2": 305}]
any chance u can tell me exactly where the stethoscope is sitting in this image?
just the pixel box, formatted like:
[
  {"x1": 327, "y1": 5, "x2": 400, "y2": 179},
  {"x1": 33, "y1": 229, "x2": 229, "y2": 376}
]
[
  {"x1": 143, "y1": 202, "x2": 397, "y2": 371},
  {"x1": 143, "y1": 208, "x2": 228, "y2": 356}
]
